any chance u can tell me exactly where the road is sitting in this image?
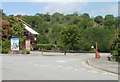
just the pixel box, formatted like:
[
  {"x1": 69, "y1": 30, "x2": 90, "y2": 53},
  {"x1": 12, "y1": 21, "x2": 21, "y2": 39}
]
[{"x1": 2, "y1": 52, "x2": 118, "y2": 80}]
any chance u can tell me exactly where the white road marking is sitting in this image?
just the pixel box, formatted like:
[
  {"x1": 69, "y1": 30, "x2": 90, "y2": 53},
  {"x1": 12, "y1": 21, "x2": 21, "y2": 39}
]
[
  {"x1": 41, "y1": 64, "x2": 49, "y2": 67},
  {"x1": 87, "y1": 71, "x2": 91, "y2": 72},
  {"x1": 102, "y1": 72, "x2": 109, "y2": 75},
  {"x1": 35, "y1": 64, "x2": 39, "y2": 66},
  {"x1": 56, "y1": 61, "x2": 66, "y2": 63},
  {"x1": 90, "y1": 70, "x2": 98, "y2": 73},
  {"x1": 64, "y1": 67, "x2": 73, "y2": 69}
]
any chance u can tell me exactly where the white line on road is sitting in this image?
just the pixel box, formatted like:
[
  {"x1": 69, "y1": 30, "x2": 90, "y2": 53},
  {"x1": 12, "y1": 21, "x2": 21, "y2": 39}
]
[
  {"x1": 35, "y1": 64, "x2": 39, "y2": 66},
  {"x1": 56, "y1": 61, "x2": 66, "y2": 63},
  {"x1": 41, "y1": 64, "x2": 50, "y2": 67},
  {"x1": 102, "y1": 72, "x2": 109, "y2": 75},
  {"x1": 64, "y1": 67, "x2": 74, "y2": 70},
  {"x1": 90, "y1": 70, "x2": 98, "y2": 73}
]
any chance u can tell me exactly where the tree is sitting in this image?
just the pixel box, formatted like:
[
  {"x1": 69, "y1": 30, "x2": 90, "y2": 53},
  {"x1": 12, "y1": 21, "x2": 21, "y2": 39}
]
[
  {"x1": 51, "y1": 12, "x2": 64, "y2": 25},
  {"x1": 60, "y1": 25, "x2": 80, "y2": 51},
  {"x1": 82, "y1": 27, "x2": 115, "y2": 52},
  {"x1": 38, "y1": 34, "x2": 50, "y2": 44},
  {"x1": 2, "y1": 15, "x2": 25, "y2": 53},
  {"x1": 77, "y1": 13, "x2": 91, "y2": 29},
  {"x1": 87, "y1": 19, "x2": 95, "y2": 27},
  {"x1": 18, "y1": 12, "x2": 117, "y2": 53},
  {"x1": 104, "y1": 15, "x2": 116, "y2": 27},
  {"x1": 94, "y1": 16, "x2": 103, "y2": 24},
  {"x1": 49, "y1": 24, "x2": 65, "y2": 44},
  {"x1": 2, "y1": 20, "x2": 11, "y2": 53},
  {"x1": 82, "y1": 13, "x2": 90, "y2": 18},
  {"x1": 110, "y1": 27, "x2": 120, "y2": 61},
  {"x1": 43, "y1": 13, "x2": 51, "y2": 22}
]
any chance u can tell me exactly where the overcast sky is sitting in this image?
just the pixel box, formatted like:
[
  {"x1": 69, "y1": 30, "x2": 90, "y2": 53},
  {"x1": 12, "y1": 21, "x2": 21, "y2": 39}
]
[{"x1": 1, "y1": 1, "x2": 118, "y2": 17}]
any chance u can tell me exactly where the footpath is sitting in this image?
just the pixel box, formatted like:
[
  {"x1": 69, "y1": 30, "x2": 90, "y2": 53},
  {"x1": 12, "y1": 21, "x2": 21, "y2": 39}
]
[{"x1": 86, "y1": 56, "x2": 119, "y2": 75}]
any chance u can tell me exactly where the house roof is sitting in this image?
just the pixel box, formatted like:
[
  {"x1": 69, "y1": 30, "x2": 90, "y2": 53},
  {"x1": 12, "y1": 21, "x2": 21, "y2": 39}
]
[
  {"x1": 13, "y1": 16, "x2": 39, "y2": 35},
  {"x1": 23, "y1": 24, "x2": 39, "y2": 35},
  {"x1": 15, "y1": 17, "x2": 39, "y2": 35}
]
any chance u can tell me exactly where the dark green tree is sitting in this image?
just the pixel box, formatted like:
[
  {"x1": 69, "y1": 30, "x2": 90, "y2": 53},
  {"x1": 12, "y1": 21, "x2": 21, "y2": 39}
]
[
  {"x1": 104, "y1": 15, "x2": 116, "y2": 28},
  {"x1": 94, "y1": 16, "x2": 103, "y2": 24},
  {"x1": 60, "y1": 25, "x2": 80, "y2": 50},
  {"x1": 49, "y1": 24, "x2": 65, "y2": 44}
]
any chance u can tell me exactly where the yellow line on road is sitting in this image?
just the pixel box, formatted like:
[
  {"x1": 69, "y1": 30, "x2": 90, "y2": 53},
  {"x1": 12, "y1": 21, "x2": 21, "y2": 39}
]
[{"x1": 81, "y1": 61, "x2": 118, "y2": 76}]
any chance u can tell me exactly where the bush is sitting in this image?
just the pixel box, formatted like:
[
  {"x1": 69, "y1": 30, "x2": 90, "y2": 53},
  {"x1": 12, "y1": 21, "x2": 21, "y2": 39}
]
[
  {"x1": 26, "y1": 49, "x2": 30, "y2": 54},
  {"x1": 110, "y1": 29, "x2": 120, "y2": 62},
  {"x1": 37, "y1": 44, "x2": 56, "y2": 50},
  {"x1": 56, "y1": 44, "x2": 63, "y2": 48},
  {"x1": 88, "y1": 50, "x2": 96, "y2": 53},
  {"x1": 2, "y1": 39, "x2": 10, "y2": 54}
]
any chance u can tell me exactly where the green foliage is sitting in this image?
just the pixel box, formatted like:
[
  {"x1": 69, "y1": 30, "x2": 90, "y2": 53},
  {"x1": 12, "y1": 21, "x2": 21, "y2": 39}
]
[
  {"x1": 2, "y1": 15, "x2": 25, "y2": 53},
  {"x1": 77, "y1": 13, "x2": 91, "y2": 29},
  {"x1": 104, "y1": 15, "x2": 116, "y2": 27},
  {"x1": 60, "y1": 25, "x2": 80, "y2": 50},
  {"x1": 2, "y1": 38, "x2": 10, "y2": 53},
  {"x1": 37, "y1": 44, "x2": 56, "y2": 50},
  {"x1": 20, "y1": 13, "x2": 117, "y2": 53},
  {"x1": 110, "y1": 28, "x2": 120, "y2": 62},
  {"x1": 81, "y1": 27, "x2": 115, "y2": 52},
  {"x1": 94, "y1": 16, "x2": 103, "y2": 24},
  {"x1": 2, "y1": 12, "x2": 117, "y2": 53},
  {"x1": 38, "y1": 34, "x2": 50, "y2": 44},
  {"x1": 49, "y1": 24, "x2": 65, "y2": 44}
]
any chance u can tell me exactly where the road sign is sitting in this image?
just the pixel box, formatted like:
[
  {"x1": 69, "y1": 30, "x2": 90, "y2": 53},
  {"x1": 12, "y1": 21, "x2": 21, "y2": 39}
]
[{"x1": 11, "y1": 36, "x2": 19, "y2": 50}]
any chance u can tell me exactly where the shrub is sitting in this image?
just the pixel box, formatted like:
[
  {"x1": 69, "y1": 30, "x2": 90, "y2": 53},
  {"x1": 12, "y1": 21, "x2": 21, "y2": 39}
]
[
  {"x1": 2, "y1": 39, "x2": 10, "y2": 54},
  {"x1": 110, "y1": 28, "x2": 120, "y2": 62},
  {"x1": 26, "y1": 49, "x2": 30, "y2": 54},
  {"x1": 37, "y1": 44, "x2": 56, "y2": 50},
  {"x1": 88, "y1": 50, "x2": 96, "y2": 53}
]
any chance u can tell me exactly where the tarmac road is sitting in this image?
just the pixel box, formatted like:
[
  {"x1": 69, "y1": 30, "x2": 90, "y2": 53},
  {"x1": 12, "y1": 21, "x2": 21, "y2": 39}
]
[{"x1": 2, "y1": 52, "x2": 118, "y2": 80}]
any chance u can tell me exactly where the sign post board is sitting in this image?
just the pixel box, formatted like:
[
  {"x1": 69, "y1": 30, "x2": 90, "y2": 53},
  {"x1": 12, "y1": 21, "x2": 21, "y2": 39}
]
[{"x1": 11, "y1": 36, "x2": 19, "y2": 50}]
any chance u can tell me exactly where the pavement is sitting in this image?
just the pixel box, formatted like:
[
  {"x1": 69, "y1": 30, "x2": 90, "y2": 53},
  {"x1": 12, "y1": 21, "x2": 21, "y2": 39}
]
[{"x1": 85, "y1": 55, "x2": 119, "y2": 75}]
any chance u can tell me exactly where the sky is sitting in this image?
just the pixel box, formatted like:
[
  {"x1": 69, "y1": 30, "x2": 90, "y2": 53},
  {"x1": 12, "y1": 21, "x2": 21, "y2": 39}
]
[{"x1": 1, "y1": 1, "x2": 118, "y2": 17}]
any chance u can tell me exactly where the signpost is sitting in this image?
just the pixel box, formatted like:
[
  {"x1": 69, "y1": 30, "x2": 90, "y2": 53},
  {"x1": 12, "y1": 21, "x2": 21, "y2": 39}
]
[
  {"x1": 95, "y1": 42, "x2": 100, "y2": 58},
  {"x1": 11, "y1": 35, "x2": 19, "y2": 50}
]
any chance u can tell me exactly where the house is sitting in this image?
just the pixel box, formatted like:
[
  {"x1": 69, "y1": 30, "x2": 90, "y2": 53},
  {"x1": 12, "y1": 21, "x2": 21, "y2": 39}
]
[{"x1": 13, "y1": 16, "x2": 39, "y2": 51}]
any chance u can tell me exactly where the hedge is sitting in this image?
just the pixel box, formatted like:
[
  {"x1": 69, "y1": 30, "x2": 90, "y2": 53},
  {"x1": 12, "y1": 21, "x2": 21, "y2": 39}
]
[{"x1": 37, "y1": 44, "x2": 56, "y2": 50}]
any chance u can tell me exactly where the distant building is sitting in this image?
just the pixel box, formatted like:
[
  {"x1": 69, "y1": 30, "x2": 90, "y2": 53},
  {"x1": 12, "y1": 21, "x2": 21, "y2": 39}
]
[{"x1": 13, "y1": 16, "x2": 39, "y2": 51}]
